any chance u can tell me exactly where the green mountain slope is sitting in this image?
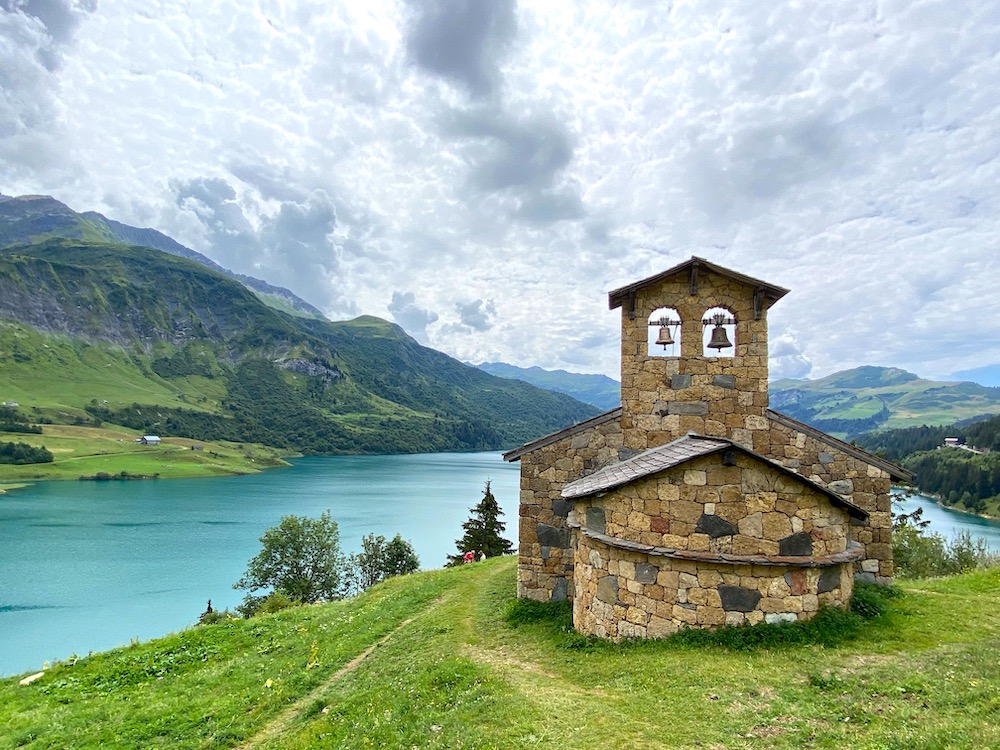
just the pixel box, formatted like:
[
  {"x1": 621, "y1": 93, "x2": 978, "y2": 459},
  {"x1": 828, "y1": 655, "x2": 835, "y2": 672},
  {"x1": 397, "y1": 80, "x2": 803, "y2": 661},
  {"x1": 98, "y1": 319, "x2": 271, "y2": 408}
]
[
  {"x1": 0, "y1": 194, "x2": 324, "y2": 319},
  {"x1": 769, "y1": 365, "x2": 1000, "y2": 438},
  {"x1": 0, "y1": 239, "x2": 598, "y2": 455},
  {"x1": 475, "y1": 361, "x2": 621, "y2": 411}
]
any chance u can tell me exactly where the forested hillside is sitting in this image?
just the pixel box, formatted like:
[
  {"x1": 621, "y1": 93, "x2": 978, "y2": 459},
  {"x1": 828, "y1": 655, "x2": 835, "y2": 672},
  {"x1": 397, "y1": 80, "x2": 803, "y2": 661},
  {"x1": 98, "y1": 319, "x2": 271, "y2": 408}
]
[
  {"x1": 0, "y1": 238, "x2": 597, "y2": 456},
  {"x1": 857, "y1": 414, "x2": 1000, "y2": 516}
]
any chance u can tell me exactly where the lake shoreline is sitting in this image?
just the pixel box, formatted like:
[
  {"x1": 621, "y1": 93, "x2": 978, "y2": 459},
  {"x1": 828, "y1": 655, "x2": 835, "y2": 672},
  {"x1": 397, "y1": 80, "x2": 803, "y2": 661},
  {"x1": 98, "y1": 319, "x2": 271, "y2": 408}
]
[
  {"x1": 0, "y1": 451, "x2": 522, "y2": 678},
  {"x1": 894, "y1": 486, "x2": 1000, "y2": 522}
]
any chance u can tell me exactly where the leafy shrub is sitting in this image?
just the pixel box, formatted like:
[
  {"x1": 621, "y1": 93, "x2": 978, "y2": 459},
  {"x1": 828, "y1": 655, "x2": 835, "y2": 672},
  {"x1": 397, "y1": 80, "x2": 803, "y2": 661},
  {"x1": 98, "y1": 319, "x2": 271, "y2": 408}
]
[
  {"x1": 234, "y1": 511, "x2": 350, "y2": 604},
  {"x1": 198, "y1": 609, "x2": 236, "y2": 625},
  {"x1": 850, "y1": 581, "x2": 901, "y2": 619},
  {"x1": 236, "y1": 591, "x2": 299, "y2": 619},
  {"x1": 893, "y1": 524, "x2": 999, "y2": 579},
  {"x1": 0, "y1": 440, "x2": 53, "y2": 464},
  {"x1": 348, "y1": 532, "x2": 420, "y2": 592}
]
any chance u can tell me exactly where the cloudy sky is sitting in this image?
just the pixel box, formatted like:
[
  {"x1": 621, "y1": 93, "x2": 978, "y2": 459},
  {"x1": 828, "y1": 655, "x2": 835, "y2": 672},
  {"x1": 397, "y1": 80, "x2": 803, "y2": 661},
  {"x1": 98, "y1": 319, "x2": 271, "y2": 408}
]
[{"x1": 3, "y1": 0, "x2": 999, "y2": 383}]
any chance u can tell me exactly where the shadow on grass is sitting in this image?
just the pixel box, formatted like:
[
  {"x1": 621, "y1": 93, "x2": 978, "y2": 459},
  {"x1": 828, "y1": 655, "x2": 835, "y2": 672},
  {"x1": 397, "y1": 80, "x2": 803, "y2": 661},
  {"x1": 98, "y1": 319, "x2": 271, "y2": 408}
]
[{"x1": 504, "y1": 582, "x2": 902, "y2": 652}]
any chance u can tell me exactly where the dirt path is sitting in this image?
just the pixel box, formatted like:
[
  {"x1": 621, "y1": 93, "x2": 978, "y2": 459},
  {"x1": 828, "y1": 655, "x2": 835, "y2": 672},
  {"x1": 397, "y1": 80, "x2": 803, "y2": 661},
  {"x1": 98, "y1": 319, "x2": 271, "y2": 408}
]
[
  {"x1": 232, "y1": 616, "x2": 416, "y2": 750},
  {"x1": 232, "y1": 562, "x2": 512, "y2": 749}
]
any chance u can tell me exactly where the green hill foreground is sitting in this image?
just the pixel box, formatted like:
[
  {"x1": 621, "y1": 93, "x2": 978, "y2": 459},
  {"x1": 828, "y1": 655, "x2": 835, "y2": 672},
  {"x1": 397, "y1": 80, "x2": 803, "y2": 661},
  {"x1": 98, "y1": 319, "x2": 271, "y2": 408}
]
[{"x1": 3, "y1": 557, "x2": 998, "y2": 749}]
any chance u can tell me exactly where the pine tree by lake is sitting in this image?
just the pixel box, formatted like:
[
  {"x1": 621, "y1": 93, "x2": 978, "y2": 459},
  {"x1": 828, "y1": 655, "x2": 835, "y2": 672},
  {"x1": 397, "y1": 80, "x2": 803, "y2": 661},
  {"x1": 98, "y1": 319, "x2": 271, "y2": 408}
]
[{"x1": 0, "y1": 452, "x2": 519, "y2": 678}]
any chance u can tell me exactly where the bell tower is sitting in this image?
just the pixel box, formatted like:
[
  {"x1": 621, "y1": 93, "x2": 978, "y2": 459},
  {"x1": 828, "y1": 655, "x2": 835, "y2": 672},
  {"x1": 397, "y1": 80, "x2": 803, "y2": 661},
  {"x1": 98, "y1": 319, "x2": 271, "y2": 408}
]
[{"x1": 608, "y1": 257, "x2": 789, "y2": 452}]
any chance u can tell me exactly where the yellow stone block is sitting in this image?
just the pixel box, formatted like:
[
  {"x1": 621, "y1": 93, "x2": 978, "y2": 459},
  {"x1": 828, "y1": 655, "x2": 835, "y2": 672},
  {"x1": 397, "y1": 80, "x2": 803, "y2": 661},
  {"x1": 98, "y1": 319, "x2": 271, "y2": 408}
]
[
  {"x1": 688, "y1": 533, "x2": 710, "y2": 551},
  {"x1": 697, "y1": 606, "x2": 726, "y2": 626},
  {"x1": 673, "y1": 604, "x2": 698, "y2": 624},
  {"x1": 671, "y1": 501, "x2": 703, "y2": 523}
]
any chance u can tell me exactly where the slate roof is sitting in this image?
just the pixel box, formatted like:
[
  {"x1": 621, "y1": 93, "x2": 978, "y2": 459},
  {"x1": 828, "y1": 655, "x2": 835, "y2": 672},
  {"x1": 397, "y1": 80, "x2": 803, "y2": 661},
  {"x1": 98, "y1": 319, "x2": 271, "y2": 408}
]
[
  {"x1": 560, "y1": 433, "x2": 868, "y2": 520},
  {"x1": 561, "y1": 434, "x2": 730, "y2": 499}
]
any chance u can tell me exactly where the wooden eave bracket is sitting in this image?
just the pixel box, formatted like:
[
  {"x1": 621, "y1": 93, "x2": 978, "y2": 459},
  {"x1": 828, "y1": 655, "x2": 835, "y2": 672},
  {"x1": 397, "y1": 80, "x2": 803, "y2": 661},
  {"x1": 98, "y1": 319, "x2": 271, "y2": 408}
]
[{"x1": 689, "y1": 262, "x2": 699, "y2": 295}]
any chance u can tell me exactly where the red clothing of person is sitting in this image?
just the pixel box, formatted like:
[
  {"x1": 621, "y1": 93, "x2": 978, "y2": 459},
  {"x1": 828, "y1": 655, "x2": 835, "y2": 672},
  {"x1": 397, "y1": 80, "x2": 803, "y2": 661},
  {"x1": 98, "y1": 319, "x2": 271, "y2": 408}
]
[{"x1": 463, "y1": 551, "x2": 475, "y2": 564}]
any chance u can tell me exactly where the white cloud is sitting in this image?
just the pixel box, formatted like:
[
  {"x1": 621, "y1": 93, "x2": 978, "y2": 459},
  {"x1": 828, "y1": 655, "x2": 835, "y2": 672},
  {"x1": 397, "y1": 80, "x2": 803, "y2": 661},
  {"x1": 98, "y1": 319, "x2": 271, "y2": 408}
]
[{"x1": 1, "y1": 0, "x2": 999, "y2": 383}]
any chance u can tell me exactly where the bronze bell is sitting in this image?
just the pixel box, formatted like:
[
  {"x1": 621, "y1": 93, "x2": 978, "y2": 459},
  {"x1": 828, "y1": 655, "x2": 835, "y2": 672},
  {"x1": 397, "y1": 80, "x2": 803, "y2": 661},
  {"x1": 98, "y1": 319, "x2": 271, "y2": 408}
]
[
  {"x1": 707, "y1": 323, "x2": 733, "y2": 350},
  {"x1": 655, "y1": 325, "x2": 675, "y2": 349}
]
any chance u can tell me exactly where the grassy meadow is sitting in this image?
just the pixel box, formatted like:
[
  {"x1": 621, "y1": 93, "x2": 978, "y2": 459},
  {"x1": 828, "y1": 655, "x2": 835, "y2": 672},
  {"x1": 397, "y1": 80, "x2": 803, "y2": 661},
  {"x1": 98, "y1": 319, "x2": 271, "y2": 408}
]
[
  {"x1": 0, "y1": 423, "x2": 289, "y2": 484},
  {"x1": 2, "y1": 556, "x2": 998, "y2": 749}
]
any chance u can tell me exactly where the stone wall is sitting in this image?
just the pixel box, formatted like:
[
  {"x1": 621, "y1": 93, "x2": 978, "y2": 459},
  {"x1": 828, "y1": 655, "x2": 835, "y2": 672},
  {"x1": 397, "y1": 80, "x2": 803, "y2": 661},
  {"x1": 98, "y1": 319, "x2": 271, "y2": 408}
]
[
  {"x1": 566, "y1": 449, "x2": 859, "y2": 639},
  {"x1": 515, "y1": 415, "x2": 624, "y2": 602},
  {"x1": 619, "y1": 272, "x2": 774, "y2": 452},
  {"x1": 571, "y1": 453, "x2": 853, "y2": 561},
  {"x1": 573, "y1": 534, "x2": 856, "y2": 640},
  {"x1": 765, "y1": 415, "x2": 894, "y2": 582}
]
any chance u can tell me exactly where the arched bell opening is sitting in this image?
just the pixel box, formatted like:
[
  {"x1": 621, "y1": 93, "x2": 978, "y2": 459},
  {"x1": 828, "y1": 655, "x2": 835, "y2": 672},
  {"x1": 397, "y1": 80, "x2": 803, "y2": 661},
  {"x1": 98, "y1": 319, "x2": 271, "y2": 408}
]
[
  {"x1": 647, "y1": 307, "x2": 681, "y2": 357},
  {"x1": 702, "y1": 306, "x2": 736, "y2": 358}
]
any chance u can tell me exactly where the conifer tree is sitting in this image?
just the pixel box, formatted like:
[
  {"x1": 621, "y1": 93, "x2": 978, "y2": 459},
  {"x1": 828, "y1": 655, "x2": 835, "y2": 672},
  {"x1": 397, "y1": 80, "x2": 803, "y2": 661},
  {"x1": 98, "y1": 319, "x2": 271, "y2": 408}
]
[{"x1": 447, "y1": 481, "x2": 514, "y2": 565}]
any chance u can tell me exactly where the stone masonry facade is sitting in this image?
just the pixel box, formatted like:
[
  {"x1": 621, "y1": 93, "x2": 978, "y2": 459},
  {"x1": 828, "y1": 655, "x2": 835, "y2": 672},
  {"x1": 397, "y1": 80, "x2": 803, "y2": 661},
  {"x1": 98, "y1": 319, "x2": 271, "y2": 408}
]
[
  {"x1": 567, "y1": 450, "x2": 861, "y2": 638},
  {"x1": 507, "y1": 257, "x2": 908, "y2": 636}
]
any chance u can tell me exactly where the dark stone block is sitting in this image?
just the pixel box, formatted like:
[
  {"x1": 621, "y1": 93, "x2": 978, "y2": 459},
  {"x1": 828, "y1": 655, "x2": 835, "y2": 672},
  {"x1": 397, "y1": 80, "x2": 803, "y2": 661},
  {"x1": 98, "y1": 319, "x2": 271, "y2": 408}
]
[
  {"x1": 552, "y1": 499, "x2": 572, "y2": 518},
  {"x1": 536, "y1": 522, "x2": 570, "y2": 548},
  {"x1": 695, "y1": 513, "x2": 737, "y2": 538},
  {"x1": 668, "y1": 401, "x2": 709, "y2": 416},
  {"x1": 618, "y1": 449, "x2": 640, "y2": 461},
  {"x1": 818, "y1": 452, "x2": 835, "y2": 465},
  {"x1": 850, "y1": 515, "x2": 869, "y2": 527},
  {"x1": 712, "y1": 374, "x2": 736, "y2": 389},
  {"x1": 586, "y1": 506, "x2": 606, "y2": 534},
  {"x1": 671, "y1": 374, "x2": 692, "y2": 389},
  {"x1": 551, "y1": 577, "x2": 569, "y2": 602},
  {"x1": 719, "y1": 585, "x2": 762, "y2": 612},
  {"x1": 636, "y1": 563, "x2": 658, "y2": 584},
  {"x1": 818, "y1": 566, "x2": 841, "y2": 594},
  {"x1": 778, "y1": 532, "x2": 813, "y2": 556},
  {"x1": 596, "y1": 575, "x2": 619, "y2": 604},
  {"x1": 854, "y1": 571, "x2": 876, "y2": 585}
]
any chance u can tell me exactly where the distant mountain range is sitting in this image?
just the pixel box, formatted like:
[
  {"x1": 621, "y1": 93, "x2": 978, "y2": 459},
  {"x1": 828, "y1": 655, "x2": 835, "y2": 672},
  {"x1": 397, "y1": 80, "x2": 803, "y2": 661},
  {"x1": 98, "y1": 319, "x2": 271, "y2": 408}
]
[
  {"x1": 769, "y1": 366, "x2": 1000, "y2": 437},
  {"x1": 0, "y1": 194, "x2": 325, "y2": 319},
  {"x1": 0, "y1": 194, "x2": 598, "y2": 454},
  {"x1": 478, "y1": 361, "x2": 1000, "y2": 440},
  {"x1": 474, "y1": 362, "x2": 621, "y2": 411}
]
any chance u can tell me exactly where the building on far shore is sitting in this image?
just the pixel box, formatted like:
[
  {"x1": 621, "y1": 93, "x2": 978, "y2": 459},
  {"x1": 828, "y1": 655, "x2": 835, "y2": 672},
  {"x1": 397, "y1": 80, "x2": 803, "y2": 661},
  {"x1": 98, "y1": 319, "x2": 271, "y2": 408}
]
[{"x1": 505, "y1": 257, "x2": 910, "y2": 640}]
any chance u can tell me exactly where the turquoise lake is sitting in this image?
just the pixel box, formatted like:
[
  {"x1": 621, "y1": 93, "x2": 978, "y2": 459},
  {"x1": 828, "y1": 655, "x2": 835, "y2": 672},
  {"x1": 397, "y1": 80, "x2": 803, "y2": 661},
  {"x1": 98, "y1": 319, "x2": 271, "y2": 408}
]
[
  {"x1": 0, "y1": 452, "x2": 520, "y2": 678},
  {"x1": 2, "y1": 454, "x2": 999, "y2": 679}
]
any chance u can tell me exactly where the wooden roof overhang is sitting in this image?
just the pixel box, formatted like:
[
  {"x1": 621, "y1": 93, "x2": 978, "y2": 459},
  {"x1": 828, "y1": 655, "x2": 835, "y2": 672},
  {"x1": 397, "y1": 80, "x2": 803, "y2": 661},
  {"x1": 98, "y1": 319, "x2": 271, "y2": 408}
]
[{"x1": 607, "y1": 256, "x2": 790, "y2": 320}]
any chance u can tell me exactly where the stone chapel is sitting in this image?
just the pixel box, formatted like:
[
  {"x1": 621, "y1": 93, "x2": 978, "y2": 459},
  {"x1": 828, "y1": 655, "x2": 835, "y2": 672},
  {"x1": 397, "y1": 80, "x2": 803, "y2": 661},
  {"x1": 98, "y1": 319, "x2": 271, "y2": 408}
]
[{"x1": 504, "y1": 257, "x2": 909, "y2": 639}]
